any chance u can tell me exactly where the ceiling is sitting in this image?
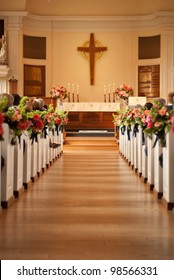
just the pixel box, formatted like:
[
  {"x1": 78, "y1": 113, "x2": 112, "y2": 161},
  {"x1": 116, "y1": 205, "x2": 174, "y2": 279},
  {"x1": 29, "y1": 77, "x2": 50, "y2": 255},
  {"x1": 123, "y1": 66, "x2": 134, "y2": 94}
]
[{"x1": 1, "y1": 0, "x2": 174, "y2": 16}]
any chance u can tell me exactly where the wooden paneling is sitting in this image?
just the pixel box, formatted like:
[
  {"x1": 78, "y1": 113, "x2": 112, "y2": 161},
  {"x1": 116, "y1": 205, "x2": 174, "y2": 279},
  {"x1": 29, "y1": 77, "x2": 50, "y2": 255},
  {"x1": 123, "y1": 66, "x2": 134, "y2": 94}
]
[
  {"x1": 138, "y1": 65, "x2": 160, "y2": 98},
  {"x1": 24, "y1": 65, "x2": 45, "y2": 97},
  {"x1": 138, "y1": 35, "x2": 160, "y2": 59},
  {"x1": 66, "y1": 111, "x2": 115, "y2": 130},
  {"x1": 23, "y1": 35, "x2": 46, "y2": 59}
]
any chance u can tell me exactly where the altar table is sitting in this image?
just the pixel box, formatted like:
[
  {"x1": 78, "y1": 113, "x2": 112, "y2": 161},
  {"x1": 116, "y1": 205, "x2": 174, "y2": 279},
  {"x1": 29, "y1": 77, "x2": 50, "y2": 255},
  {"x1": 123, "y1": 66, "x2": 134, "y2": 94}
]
[{"x1": 63, "y1": 102, "x2": 120, "y2": 130}]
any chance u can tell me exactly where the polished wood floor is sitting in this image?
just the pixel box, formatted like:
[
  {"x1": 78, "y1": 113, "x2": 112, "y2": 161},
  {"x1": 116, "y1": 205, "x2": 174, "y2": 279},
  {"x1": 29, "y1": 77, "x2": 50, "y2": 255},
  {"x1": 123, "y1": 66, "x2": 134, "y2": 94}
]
[{"x1": 0, "y1": 136, "x2": 174, "y2": 260}]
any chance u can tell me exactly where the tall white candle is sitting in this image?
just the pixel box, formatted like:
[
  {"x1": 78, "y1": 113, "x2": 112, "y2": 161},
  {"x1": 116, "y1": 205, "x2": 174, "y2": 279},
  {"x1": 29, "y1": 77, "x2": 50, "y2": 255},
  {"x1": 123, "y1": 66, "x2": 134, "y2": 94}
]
[
  {"x1": 113, "y1": 83, "x2": 116, "y2": 92},
  {"x1": 77, "y1": 85, "x2": 79, "y2": 95},
  {"x1": 108, "y1": 84, "x2": 111, "y2": 94},
  {"x1": 72, "y1": 83, "x2": 74, "y2": 93},
  {"x1": 67, "y1": 83, "x2": 70, "y2": 92},
  {"x1": 104, "y1": 85, "x2": 106, "y2": 95}
]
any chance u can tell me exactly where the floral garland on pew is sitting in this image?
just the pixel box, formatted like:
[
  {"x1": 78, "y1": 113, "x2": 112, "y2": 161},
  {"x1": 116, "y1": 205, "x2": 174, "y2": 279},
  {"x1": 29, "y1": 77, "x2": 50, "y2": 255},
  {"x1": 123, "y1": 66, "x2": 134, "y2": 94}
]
[
  {"x1": 143, "y1": 100, "x2": 173, "y2": 147},
  {"x1": 0, "y1": 95, "x2": 69, "y2": 145},
  {"x1": 113, "y1": 100, "x2": 174, "y2": 147}
]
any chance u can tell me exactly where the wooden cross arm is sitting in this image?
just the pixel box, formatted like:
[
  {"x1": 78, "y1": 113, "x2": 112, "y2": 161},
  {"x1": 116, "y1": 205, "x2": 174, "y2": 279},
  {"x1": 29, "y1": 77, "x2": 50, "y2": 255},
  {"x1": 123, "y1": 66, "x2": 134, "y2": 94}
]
[
  {"x1": 77, "y1": 47, "x2": 90, "y2": 52},
  {"x1": 94, "y1": 47, "x2": 107, "y2": 52}
]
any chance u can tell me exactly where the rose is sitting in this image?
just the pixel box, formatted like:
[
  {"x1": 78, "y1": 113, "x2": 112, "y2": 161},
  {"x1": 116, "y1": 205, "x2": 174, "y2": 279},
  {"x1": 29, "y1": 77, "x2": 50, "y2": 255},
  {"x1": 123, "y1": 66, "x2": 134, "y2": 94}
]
[
  {"x1": 17, "y1": 120, "x2": 28, "y2": 130},
  {"x1": 158, "y1": 108, "x2": 167, "y2": 116}
]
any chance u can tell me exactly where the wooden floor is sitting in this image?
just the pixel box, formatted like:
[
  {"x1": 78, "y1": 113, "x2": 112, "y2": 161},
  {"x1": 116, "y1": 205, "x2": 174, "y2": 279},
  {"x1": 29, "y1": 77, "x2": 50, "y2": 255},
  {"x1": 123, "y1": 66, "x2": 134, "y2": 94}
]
[{"x1": 0, "y1": 136, "x2": 174, "y2": 260}]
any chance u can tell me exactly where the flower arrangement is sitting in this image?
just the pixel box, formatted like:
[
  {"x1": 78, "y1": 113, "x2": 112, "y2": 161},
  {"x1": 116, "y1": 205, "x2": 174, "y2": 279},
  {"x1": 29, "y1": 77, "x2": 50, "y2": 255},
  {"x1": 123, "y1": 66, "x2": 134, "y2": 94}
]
[
  {"x1": 115, "y1": 84, "x2": 134, "y2": 102},
  {"x1": 0, "y1": 95, "x2": 69, "y2": 145},
  {"x1": 54, "y1": 108, "x2": 69, "y2": 128},
  {"x1": 113, "y1": 99, "x2": 174, "y2": 147},
  {"x1": 144, "y1": 100, "x2": 173, "y2": 147},
  {"x1": 50, "y1": 85, "x2": 67, "y2": 100},
  {"x1": 4, "y1": 106, "x2": 29, "y2": 145},
  {"x1": 27, "y1": 111, "x2": 44, "y2": 143}
]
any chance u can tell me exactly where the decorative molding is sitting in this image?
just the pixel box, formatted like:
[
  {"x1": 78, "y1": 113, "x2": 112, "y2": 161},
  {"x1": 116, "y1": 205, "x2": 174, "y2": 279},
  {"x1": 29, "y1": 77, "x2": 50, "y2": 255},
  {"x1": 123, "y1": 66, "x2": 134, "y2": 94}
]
[
  {"x1": 20, "y1": 11, "x2": 174, "y2": 32},
  {"x1": 2, "y1": 10, "x2": 174, "y2": 32}
]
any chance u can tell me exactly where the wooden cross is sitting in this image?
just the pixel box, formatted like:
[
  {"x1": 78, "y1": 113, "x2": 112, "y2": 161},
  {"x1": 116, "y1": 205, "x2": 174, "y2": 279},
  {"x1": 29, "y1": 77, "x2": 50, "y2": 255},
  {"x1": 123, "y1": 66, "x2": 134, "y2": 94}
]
[{"x1": 77, "y1": 33, "x2": 107, "y2": 85}]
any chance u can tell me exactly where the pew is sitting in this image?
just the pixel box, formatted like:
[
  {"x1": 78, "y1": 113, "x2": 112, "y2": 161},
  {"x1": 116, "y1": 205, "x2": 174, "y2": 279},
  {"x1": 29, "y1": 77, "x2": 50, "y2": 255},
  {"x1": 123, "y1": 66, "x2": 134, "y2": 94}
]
[
  {"x1": 147, "y1": 136, "x2": 155, "y2": 191},
  {"x1": 13, "y1": 135, "x2": 24, "y2": 197},
  {"x1": 162, "y1": 130, "x2": 174, "y2": 210},
  {"x1": 154, "y1": 140, "x2": 163, "y2": 199},
  {"x1": 23, "y1": 133, "x2": 32, "y2": 188},
  {"x1": 1, "y1": 124, "x2": 15, "y2": 208}
]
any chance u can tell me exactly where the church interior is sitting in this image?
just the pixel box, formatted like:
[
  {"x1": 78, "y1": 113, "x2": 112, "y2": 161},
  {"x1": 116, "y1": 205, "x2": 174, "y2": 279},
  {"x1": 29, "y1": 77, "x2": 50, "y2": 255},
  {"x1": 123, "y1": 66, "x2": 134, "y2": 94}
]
[{"x1": 1, "y1": 0, "x2": 174, "y2": 260}]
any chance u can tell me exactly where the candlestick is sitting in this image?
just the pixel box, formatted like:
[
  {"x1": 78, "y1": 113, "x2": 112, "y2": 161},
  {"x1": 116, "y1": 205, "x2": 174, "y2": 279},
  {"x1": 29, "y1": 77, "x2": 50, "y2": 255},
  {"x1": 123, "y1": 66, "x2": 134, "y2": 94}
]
[
  {"x1": 113, "y1": 92, "x2": 115, "y2": 102},
  {"x1": 108, "y1": 93, "x2": 111, "y2": 103},
  {"x1": 77, "y1": 94, "x2": 79, "y2": 102},
  {"x1": 104, "y1": 94, "x2": 106, "y2": 102},
  {"x1": 77, "y1": 85, "x2": 79, "y2": 95},
  {"x1": 72, "y1": 93, "x2": 75, "y2": 102},
  {"x1": 68, "y1": 92, "x2": 70, "y2": 102}
]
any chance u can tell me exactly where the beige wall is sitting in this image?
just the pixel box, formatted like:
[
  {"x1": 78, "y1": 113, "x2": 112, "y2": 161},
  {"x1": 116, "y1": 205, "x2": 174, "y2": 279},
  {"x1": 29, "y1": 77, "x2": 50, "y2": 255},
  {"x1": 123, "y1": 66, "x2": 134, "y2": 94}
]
[
  {"x1": 51, "y1": 32, "x2": 135, "y2": 102},
  {"x1": 5, "y1": 12, "x2": 174, "y2": 102},
  {"x1": 22, "y1": 29, "x2": 162, "y2": 102}
]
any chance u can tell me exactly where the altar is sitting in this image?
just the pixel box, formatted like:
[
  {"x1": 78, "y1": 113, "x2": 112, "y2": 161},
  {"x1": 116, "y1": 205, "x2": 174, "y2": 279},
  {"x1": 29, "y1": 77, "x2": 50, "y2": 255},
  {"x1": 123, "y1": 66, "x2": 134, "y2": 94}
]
[{"x1": 63, "y1": 102, "x2": 120, "y2": 131}]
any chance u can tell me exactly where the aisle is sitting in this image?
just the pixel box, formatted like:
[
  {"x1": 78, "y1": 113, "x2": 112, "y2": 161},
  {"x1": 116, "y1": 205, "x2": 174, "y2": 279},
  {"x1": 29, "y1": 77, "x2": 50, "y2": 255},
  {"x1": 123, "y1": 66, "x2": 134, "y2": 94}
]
[{"x1": 0, "y1": 137, "x2": 174, "y2": 260}]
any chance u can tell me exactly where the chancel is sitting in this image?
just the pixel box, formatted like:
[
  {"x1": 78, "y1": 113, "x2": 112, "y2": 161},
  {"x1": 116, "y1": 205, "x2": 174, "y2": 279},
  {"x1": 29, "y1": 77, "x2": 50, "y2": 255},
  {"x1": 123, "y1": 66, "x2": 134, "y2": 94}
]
[{"x1": 1, "y1": 0, "x2": 174, "y2": 261}]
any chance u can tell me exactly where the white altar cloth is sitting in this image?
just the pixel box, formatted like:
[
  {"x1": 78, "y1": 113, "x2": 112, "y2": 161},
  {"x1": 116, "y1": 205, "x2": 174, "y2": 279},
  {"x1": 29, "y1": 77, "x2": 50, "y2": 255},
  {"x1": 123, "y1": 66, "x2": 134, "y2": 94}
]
[{"x1": 63, "y1": 102, "x2": 120, "y2": 112}]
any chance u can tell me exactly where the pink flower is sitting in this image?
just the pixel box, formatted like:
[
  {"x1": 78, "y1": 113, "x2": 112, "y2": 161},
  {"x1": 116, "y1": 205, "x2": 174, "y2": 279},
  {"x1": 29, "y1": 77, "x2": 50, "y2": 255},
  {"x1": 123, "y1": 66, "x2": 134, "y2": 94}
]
[
  {"x1": 146, "y1": 115, "x2": 152, "y2": 123},
  {"x1": 64, "y1": 117, "x2": 69, "y2": 124},
  {"x1": 54, "y1": 117, "x2": 61, "y2": 125},
  {"x1": 170, "y1": 115, "x2": 174, "y2": 125},
  {"x1": 158, "y1": 108, "x2": 167, "y2": 116},
  {"x1": 147, "y1": 121, "x2": 153, "y2": 129}
]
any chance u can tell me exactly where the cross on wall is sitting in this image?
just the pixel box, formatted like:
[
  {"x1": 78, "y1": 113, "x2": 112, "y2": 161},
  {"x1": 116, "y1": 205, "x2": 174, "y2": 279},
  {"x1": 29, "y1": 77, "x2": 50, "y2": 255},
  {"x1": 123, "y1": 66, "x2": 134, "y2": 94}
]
[{"x1": 77, "y1": 33, "x2": 107, "y2": 85}]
